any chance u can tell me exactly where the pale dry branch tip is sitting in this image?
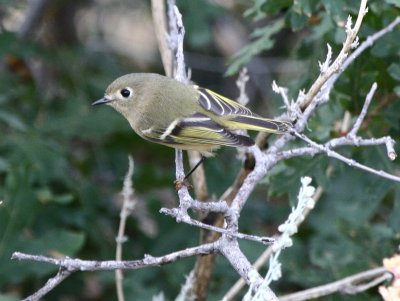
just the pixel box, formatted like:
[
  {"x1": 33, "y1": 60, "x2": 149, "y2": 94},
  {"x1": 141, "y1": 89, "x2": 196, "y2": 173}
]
[
  {"x1": 348, "y1": 82, "x2": 377, "y2": 136},
  {"x1": 345, "y1": 15, "x2": 353, "y2": 34},
  {"x1": 385, "y1": 139, "x2": 397, "y2": 161},
  {"x1": 294, "y1": 131, "x2": 400, "y2": 183},
  {"x1": 351, "y1": 36, "x2": 360, "y2": 49},
  {"x1": 236, "y1": 68, "x2": 250, "y2": 106},
  {"x1": 272, "y1": 80, "x2": 291, "y2": 111},
  {"x1": 297, "y1": 0, "x2": 368, "y2": 109},
  {"x1": 318, "y1": 44, "x2": 332, "y2": 73},
  {"x1": 272, "y1": 80, "x2": 279, "y2": 94},
  {"x1": 321, "y1": 16, "x2": 400, "y2": 101}
]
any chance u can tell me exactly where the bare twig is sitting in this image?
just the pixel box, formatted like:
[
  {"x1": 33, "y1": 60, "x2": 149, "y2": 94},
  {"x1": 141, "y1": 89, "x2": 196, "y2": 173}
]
[
  {"x1": 115, "y1": 156, "x2": 136, "y2": 301},
  {"x1": 294, "y1": 131, "x2": 400, "y2": 182},
  {"x1": 12, "y1": 240, "x2": 219, "y2": 300},
  {"x1": 272, "y1": 81, "x2": 291, "y2": 112},
  {"x1": 298, "y1": 0, "x2": 368, "y2": 109},
  {"x1": 18, "y1": 0, "x2": 49, "y2": 39},
  {"x1": 12, "y1": 242, "x2": 219, "y2": 271},
  {"x1": 236, "y1": 68, "x2": 250, "y2": 106},
  {"x1": 278, "y1": 135, "x2": 396, "y2": 161},
  {"x1": 322, "y1": 16, "x2": 400, "y2": 99},
  {"x1": 279, "y1": 267, "x2": 391, "y2": 301},
  {"x1": 21, "y1": 268, "x2": 72, "y2": 301},
  {"x1": 348, "y1": 83, "x2": 377, "y2": 136},
  {"x1": 151, "y1": 0, "x2": 173, "y2": 77},
  {"x1": 160, "y1": 207, "x2": 274, "y2": 245},
  {"x1": 280, "y1": 82, "x2": 397, "y2": 167}
]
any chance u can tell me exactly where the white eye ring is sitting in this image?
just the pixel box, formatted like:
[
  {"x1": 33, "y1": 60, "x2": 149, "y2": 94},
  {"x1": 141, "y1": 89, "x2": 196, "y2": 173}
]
[{"x1": 120, "y1": 87, "x2": 132, "y2": 98}]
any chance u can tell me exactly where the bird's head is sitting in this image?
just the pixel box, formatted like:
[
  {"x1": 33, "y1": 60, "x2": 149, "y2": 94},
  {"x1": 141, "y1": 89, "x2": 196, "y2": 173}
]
[{"x1": 92, "y1": 73, "x2": 149, "y2": 117}]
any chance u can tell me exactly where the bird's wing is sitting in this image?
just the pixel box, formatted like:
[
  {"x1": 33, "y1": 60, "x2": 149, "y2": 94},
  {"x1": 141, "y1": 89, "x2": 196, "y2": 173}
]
[
  {"x1": 195, "y1": 87, "x2": 292, "y2": 133},
  {"x1": 195, "y1": 86, "x2": 254, "y2": 116},
  {"x1": 139, "y1": 112, "x2": 254, "y2": 149}
]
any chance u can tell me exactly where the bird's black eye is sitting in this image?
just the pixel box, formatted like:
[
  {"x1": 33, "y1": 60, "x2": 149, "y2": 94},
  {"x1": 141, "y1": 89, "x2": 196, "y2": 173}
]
[{"x1": 120, "y1": 88, "x2": 131, "y2": 98}]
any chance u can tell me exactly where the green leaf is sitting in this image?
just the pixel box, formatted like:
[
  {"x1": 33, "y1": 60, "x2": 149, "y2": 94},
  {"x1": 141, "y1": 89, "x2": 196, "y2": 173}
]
[
  {"x1": 22, "y1": 230, "x2": 85, "y2": 257},
  {"x1": 0, "y1": 230, "x2": 85, "y2": 285},
  {"x1": 245, "y1": 0, "x2": 292, "y2": 20},
  {"x1": 0, "y1": 157, "x2": 9, "y2": 171},
  {"x1": 394, "y1": 85, "x2": 400, "y2": 97},
  {"x1": 35, "y1": 188, "x2": 74, "y2": 205},
  {"x1": 322, "y1": 0, "x2": 347, "y2": 24},
  {"x1": 293, "y1": 0, "x2": 319, "y2": 17},
  {"x1": 226, "y1": 18, "x2": 285, "y2": 75},
  {"x1": 0, "y1": 294, "x2": 20, "y2": 301},
  {"x1": 384, "y1": 0, "x2": 400, "y2": 8},
  {"x1": 309, "y1": 13, "x2": 335, "y2": 40},
  {"x1": 0, "y1": 111, "x2": 27, "y2": 131},
  {"x1": 289, "y1": 9, "x2": 309, "y2": 31},
  {"x1": 388, "y1": 63, "x2": 400, "y2": 81},
  {"x1": 389, "y1": 188, "x2": 400, "y2": 232}
]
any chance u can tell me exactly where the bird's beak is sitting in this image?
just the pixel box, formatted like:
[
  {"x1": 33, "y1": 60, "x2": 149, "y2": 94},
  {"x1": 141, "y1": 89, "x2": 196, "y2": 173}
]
[{"x1": 92, "y1": 97, "x2": 111, "y2": 106}]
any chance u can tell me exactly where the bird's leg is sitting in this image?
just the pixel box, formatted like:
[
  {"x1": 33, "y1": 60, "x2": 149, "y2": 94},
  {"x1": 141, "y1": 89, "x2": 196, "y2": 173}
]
[
  {"x1": 184, "y1": 155, "x2": 206, "y2": 181},
  {"x1": 175, "y1": 156, "x2": 206, "y2": 190}
]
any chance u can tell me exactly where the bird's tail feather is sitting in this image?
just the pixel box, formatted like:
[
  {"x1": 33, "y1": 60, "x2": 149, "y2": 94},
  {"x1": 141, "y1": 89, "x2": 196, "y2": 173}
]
[{"x1": 228, "y1": 115, "x2": 292, "y2": 134}]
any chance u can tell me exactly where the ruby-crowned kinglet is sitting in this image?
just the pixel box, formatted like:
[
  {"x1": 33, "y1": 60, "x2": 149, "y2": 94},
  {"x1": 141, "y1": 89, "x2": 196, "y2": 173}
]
[{"x1": 93, "y1": 73, "x2": 292, "y2": 156}]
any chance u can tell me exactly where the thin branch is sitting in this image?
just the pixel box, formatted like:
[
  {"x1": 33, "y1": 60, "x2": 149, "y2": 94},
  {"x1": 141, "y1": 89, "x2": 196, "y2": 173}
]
[
  {"x1": 160, "y1": 207, "x2": 274, "y2": 245},
  {"x1": 230, "y1": 145, "x2": 269, "y2": 213},
  {"x1": 22, "y1": 268, "x2": 72, "y2": 301},
  {"x1": 322, "y1": 16, "x2": 400, "y2": 98},
  {"x1": 217, "y1": 236, "x2": 274, "y2": 299},
  {"x1": 298, "y1": 0, "x2": 368, "y2": 109},
  {"x1": 115, "y1": 156, "x2": 136, "y2": 301},
  {"x1": 280, "y1": 82, "x2": 397, "y2": 164},
  {"x1": 151, "y1": 0, "x2": 173, "y2": 77},
  {"x1": 236, "y1": 68, "x2": 250, "y2": 106},
  {"x1": 294, "y1": 131, "x2": 400, "y2": 182},
  {"x1": 278, "y1": 136, "x2": 396, "y2": 161},
  {"x1": 18, "y1": 0, "x2": 50, "y2": 39},
  {"x1": 348, "y1": 82, "x2": 377, "y2": 136},
  {"x1": 279, "y1": 267, "x2": 391, "y2": 301},
  {"x1": 12, "y1": 242, "x2": 219, "y2": 271},
  {"x1": 272, "y1": 80, "x2": 291, "y2": 112}
]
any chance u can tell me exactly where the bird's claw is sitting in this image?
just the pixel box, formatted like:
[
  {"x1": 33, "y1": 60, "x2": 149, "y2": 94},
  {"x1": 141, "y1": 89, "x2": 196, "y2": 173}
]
[{"x1": 174, "y1": 179, "x2": 193, "y2": 191}]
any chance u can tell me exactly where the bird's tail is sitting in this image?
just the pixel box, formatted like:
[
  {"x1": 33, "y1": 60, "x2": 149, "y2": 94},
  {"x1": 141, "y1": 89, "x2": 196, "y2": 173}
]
[
  {"x1": 227, "y1": 115, "x2": 292, "y2": 134},
  {"x1": 197, "y1": 87, "x2": 292, "y2": 134}
]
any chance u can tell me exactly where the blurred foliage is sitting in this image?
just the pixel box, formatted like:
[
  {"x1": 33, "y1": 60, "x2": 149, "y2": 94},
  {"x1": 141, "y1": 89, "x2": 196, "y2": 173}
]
[{"x1": 0, "y1": 0, "x2": 399, "y2": 300}]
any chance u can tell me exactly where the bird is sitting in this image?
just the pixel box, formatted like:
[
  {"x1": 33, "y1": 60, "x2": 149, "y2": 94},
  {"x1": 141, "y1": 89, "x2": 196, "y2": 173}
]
[{"x1": 93, "y1": 73, "x2": 292, "y2": 182}]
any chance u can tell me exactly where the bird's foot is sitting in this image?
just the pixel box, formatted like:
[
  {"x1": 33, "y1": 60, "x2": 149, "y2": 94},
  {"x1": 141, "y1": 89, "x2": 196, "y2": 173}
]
[{"x1": 174, "y1": 179, "x2": 193, "y2": 191}]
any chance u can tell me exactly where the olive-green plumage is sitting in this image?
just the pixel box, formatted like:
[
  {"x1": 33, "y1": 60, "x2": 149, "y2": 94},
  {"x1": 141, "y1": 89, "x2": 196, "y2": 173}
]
[{"x1": 93, "y1": 73, "x2": 291, "y2": 155}]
